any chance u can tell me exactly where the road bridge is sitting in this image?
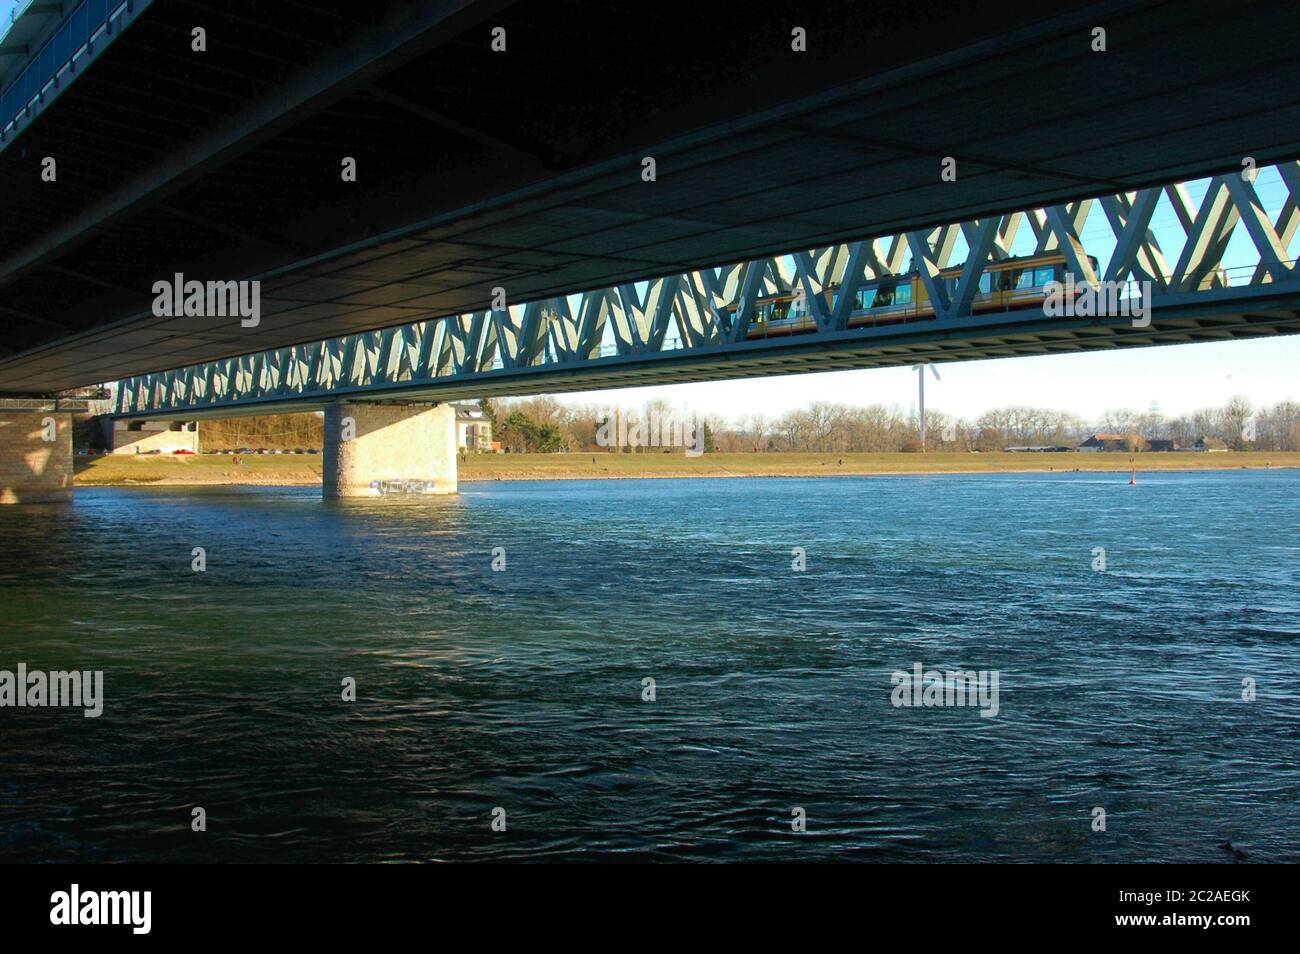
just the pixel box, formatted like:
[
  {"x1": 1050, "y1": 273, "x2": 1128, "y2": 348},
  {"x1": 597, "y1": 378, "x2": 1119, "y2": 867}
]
[
  {"x1": 3, "y1": 0, "x2": 1300, "y2": 394},
  {"x1": 101, "y1": 162, "x2": 1300, "y2": 496},
  {"x1": 113, "y1": 163, "x2": 1300, "y2": 419}
]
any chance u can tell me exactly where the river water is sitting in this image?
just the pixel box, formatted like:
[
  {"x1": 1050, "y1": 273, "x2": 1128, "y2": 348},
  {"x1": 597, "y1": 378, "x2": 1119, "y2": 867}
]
[{"x1": 1, "y1": 470, "x2": 1297, "y2": 862}]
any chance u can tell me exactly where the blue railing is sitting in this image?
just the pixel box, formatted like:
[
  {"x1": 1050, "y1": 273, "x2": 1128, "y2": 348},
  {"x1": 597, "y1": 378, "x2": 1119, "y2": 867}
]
[{"x1": 0, "y1": 0, "x2": 134, "y2": 143}]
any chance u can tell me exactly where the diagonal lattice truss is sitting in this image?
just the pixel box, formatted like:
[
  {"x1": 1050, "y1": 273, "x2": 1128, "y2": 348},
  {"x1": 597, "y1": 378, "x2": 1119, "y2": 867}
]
[{"x1": 115, "y1": 162, "x2": 1300, "y2": 416}]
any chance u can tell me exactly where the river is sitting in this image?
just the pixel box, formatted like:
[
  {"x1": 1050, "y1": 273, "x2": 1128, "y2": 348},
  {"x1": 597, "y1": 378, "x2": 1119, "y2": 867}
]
[{"x1": 1, "y1": 470, "x2": 1297, "y2": 862}]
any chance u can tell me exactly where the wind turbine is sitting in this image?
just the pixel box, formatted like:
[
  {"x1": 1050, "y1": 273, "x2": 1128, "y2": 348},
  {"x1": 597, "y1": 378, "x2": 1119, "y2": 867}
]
[{"x1": 912, "y1": 362, "x2": 941, "y2": 451}]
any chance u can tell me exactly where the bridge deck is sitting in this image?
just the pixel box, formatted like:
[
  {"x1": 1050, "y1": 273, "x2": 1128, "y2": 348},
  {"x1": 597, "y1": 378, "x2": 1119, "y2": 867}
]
[
  {"x1": 4, "y1": 0, "x2": 1300, "y2": 393},
  {"x1": 112, "y1": 163, "x2": 1300, "y2": 419}
]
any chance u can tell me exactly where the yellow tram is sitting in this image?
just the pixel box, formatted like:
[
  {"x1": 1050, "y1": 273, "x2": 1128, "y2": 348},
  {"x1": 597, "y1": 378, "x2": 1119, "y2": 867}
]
[{"x1": 735, "y1": 252, "x2": 1099, "y2": 339}]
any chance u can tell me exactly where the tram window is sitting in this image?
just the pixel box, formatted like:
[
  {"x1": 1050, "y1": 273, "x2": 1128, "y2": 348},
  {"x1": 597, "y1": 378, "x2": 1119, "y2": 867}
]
[
  {"x1": 978, "y1": 273, "x2": 992, "y2": 293},
  {"x1": 1015, "y1": 269, "x2": 1033, "y2": 289},
  {"x1": 857, "y1": 283, "x2": 910, "y2": 309},
  {"x1": 1033, "y1": 266, "x2": 1055, "y2": 286},
  {"x1": 770, "y1": 301, "x2": 790, "y2": 321}
]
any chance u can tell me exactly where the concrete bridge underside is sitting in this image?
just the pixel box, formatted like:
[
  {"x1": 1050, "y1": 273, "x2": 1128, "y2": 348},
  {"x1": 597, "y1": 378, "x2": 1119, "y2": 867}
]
[
  {"x1": 110, "y1": 159, "x2": 1300, "y2": 420},
  {"x1": 3, "y1": 0, "x2": 1300, "y2": 393}
]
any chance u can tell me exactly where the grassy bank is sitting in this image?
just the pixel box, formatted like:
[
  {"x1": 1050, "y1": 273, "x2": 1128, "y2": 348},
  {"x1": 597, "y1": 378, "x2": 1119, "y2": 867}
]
[
  {"x1": 73, "y1": 450, "x2": 1300, "y2": 486},
  {"x1": 75, "y1": 454, "x2": 322, "y2": 486},
  {"x1": 459, "y1": 451, "x2": 1300, "y2": 480}
]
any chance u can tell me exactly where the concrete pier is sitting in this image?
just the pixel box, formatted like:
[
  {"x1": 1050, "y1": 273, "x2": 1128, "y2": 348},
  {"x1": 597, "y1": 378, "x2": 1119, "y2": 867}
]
[
  {"x1": 0, "y1": 410, "x2": 73, "y2": 503},
  {"x1": 322, "y1": 402, "x2": 457, "y2": 498}
]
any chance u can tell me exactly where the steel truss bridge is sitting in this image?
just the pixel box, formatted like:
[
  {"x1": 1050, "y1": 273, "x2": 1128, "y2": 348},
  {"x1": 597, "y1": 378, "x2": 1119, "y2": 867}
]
[{"x1": 114, "y1": 162, "x2": 1300, "y2": 419}]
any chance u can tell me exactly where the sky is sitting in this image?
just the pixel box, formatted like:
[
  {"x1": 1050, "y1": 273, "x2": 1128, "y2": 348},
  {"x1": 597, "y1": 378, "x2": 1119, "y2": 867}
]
[
  {"x1": 0, "y1": 0, "x2": 27, "y2": 38},
  {"x1": 551, "y1": 336, "x2": 1299, "y2": 423},
  {"x1": 4, "y1": 0, "x2": 1295, "y2": 423}
]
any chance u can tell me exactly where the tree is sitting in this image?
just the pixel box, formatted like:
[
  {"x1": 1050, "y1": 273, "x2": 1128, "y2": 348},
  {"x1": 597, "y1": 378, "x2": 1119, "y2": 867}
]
[
  {"x1": 1254, "y1": 400, "x2": 1300, "y2": 451},
  {"x1": 479, "y1": 398, "x2": 500, "y2": 434},
  {"x1": 974, "y1": 427, "x2": 1004, "y2": 452},
  {"x1": 498, "y1": 410, "x2": 534, "y2": 453},
  {"x1": 1222, "y1": 395, "x2": 1254, "y2": 449},
  {"x1": 1102, "y1": 407, "x2": 1139, "y2": 435},
  {"x1": 533, "y1": 423, "x2": 564, "y2": 453}
]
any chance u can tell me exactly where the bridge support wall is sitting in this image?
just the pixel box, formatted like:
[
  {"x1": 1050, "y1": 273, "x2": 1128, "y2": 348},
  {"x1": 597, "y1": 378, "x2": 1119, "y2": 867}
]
[
  {"x1": 109, "y1": 419, "x2": 199, "y2": 454},
  {"x1": 322, "y1": 403, "x2": 456, "y2": 498},
  {"x1": 0, "y1": 411, "x2": 73, "y2": 504}
]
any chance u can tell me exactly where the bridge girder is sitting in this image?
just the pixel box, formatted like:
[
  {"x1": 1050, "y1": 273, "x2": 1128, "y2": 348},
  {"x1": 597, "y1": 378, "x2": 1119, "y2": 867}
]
[{"x1": 112, "y1": 162, "x2": 1300, "y2": 418}]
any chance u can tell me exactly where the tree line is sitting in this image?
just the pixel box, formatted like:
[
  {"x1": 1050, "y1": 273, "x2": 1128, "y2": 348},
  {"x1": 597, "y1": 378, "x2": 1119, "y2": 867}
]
[
  {"x1": 485, "y1": 395, "x2": 1300, "y2": 453},
  {"x1": 199, "y1": 413, "x2": 324, "y2": 450},
  {"x1": 158, "y1": 395, "x2": 1299, "y2": 455}
]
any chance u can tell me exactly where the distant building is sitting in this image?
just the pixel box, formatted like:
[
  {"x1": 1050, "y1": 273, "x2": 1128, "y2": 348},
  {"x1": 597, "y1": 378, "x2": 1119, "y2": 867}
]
[
  {"x1": 1194, "y1": 436, "x2": 1229, "y2": 452},
  {"x1": 1005, "y1": 445, "x2": 1076, "y2": 453},
  {"x1": 108, "y1": 419, "x2": 198, "y2": 454},
  {"x1": 453, "y1": 402, "x2": 493, "y2": 451},
  {"x1": 1080, "y1": 433, "x2": 1172, "y2": 452},
  {"x1": 1078, "y1": 433, "x2": 1132, "y2": 452}
]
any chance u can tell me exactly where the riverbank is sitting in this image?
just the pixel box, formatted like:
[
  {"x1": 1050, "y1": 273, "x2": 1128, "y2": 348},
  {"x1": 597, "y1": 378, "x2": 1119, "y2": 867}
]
[{"x1": 72, "y1": 450, "x2": 1300, "y2": 486}]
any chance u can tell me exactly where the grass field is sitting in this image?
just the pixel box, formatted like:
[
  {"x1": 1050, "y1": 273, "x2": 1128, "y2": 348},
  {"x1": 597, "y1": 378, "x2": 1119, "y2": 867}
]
[
  {"x1": 75, "y1": 454, "x2": 322, "y2": 486},
  {"x1": 73, "y1": 450, "x2": 1300, "y2": 486}
]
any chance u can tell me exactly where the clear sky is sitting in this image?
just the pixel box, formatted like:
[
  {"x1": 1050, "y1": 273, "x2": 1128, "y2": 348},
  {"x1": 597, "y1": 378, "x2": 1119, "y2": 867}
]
[
  {"x1": 0, "y1": 1, "x2": 28, "y2": 39},
  {"x1": 552, "y1": 336, "x2": 1298, "y2": 422}
]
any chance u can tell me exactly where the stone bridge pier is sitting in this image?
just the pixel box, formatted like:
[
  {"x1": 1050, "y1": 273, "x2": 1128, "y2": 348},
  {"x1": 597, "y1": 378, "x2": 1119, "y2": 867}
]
[
  {"x1": 0, "y1": 409, "x2": 73, "y2": 504},
  {"x1": 322, "y1": 402, "x2": 457, "y2": 498}
]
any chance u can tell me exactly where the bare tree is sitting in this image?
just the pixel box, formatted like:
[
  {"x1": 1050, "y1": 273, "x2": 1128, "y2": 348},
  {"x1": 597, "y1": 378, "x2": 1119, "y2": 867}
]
[
  {"x1": 1102, "y1": 407, "x2": 1139, "y2": 436},
  {"x1": 1222, "y1": 395, "x2": 1254, "y2": 449}
]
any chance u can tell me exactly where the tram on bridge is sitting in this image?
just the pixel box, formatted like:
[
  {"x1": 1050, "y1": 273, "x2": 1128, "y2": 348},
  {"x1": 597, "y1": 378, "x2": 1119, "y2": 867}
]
[{"x1": 739, "y1": 252, "x2": 1101, "y2": 339}]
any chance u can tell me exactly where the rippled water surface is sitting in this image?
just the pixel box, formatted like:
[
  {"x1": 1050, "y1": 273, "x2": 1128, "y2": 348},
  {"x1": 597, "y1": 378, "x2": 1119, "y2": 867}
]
[{"x1": 1, "y1": 470, "x2": 1298, "y2": 862}]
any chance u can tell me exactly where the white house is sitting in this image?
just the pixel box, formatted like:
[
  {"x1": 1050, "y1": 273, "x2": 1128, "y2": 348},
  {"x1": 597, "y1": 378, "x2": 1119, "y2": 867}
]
[{"x1": 453, "y1": 402, "x2": 493, "y2": 450}]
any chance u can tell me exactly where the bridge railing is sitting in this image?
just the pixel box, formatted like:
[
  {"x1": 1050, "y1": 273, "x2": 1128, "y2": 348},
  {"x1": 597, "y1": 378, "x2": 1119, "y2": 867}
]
[{"x1": 0, "y1": 0, "x2": 146, "y2": 146}]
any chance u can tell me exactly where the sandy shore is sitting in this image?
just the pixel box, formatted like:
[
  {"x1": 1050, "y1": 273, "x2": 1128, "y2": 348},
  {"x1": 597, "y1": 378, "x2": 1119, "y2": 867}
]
[{"x1": 72, "y1": 451, "x2": 1300, "y2": 487}]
